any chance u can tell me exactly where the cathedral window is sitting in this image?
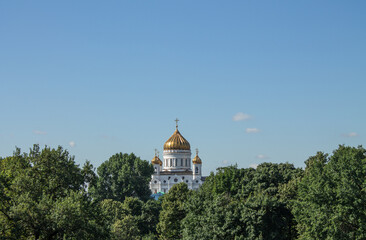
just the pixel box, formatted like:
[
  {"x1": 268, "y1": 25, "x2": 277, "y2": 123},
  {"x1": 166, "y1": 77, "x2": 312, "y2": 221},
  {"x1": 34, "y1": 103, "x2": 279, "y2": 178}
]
[
  {"x1": 195, "y1": 167, "x2": 198, "y2": 174},
  {"x1": 174, "y1": 178, "x2": 178, "y2": 182}
]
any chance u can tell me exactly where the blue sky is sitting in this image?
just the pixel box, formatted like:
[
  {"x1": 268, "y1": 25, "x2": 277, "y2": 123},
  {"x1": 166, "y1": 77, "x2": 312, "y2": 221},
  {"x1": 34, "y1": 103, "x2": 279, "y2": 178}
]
[{"x1": 1, "y1": 1, "x2": 365, "y2": 175}]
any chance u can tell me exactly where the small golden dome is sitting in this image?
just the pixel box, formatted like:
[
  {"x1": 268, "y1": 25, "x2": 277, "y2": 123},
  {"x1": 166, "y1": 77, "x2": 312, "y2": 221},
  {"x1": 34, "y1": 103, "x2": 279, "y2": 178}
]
[
  {"x1": 163, "y1": 129, "x2": 190, "y2": 151},
  {"x1": 192, "y1": 149, "x2": 202, "y2": 164},
  {"x1": 151, "y1": 156, "x2": 162, "y2": 165}
]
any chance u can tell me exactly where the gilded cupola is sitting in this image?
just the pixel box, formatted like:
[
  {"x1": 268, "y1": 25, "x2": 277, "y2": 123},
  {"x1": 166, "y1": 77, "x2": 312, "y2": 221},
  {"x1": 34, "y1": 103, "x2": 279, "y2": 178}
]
[
  {"x1": 163, "y1": 119, "x2": 190, "y2": 151},
  {"x1": 163, "y1": 129, "x2": 191, "y2": 150},
  {"x1": 192, "y1": 149, "x2": 202, "y2": 164},
  {"x1": 151, "y1": 149, "x2": 162, "y2": 165},
  {"x1": 151, "y1": 155, "x2": 162, "y2": 165}
]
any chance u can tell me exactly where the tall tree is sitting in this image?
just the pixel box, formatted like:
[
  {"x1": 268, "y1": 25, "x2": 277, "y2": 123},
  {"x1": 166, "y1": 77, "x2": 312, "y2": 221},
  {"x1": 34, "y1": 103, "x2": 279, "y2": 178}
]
[
  {"x1": 0, "y1": 145, "x2": 107, "y2": 240},
  {"x1": 92, "y1": 152, "x2": 153, "y2": 202},
  {"x1": 157, "y1": 183, "x2": 191, "y2": 240},
  {"x1": 294, "y1": 145, "x2": 366, "y2": 239},
  {"x1": 182, "y1": 163, "x2": 302, "y2": 240}
]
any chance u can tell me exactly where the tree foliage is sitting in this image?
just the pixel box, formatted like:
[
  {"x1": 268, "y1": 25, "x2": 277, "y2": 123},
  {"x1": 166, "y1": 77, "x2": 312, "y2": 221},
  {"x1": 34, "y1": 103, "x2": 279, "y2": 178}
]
[
  {"x1": 0, "y1": 145, "x2": 106, "y2": 240},
  {"x1": 157, "y1": 183, "x2": 191, "y2": 240},
  {"x1": 2, "y1": 143, "x2": 365, "y2": 239},
  {"x1": 182, "y1": 163, "x2": 303, "y2": 240},
  {"x1": 293, "y1": 145, "x2": 366, "y2": 239},
  {"x1": 91, "y1": 152, "x2": 154, "y2": 202}
]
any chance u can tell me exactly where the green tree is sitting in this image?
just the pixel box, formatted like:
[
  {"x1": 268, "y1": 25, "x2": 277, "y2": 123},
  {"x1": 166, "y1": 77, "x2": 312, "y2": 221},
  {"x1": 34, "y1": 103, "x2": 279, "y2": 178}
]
[
  {"x1": 100, "y1": 199, "x2": 127, "y2": 234},
  {"x1": 0, "y1": 145, "x2": 107, "y2": 240},
  {"x1": 100, "y1": 197, "x2": 161, "y2": 239},
  {"x1": 203, "y1": 165, "x2": 255, "y2": 197},
  {"x1": 140, "y1": 198, "x2": 162, "y2": 237},
  {"x1": 157, "y1": 183, "x2": 191, "y2": 240},
  {"x1": 182, "y1": 164, "x2": 302, "y2": 240},
  {"x1": 111, "y1": 215, "x2": 140, "y2": 240},
  {"x1": 183, "y1": 192, "x2": 243, "y2": 240},
  {"x1": 294, "y1": 145, "x2": 366, "y2": 239},
  {"x1": 92, "y1": 152, "x2": 154, "y2": 202}
]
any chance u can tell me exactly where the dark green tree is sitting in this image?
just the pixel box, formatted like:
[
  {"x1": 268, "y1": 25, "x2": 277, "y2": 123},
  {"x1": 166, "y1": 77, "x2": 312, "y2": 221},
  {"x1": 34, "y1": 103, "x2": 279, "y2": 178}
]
[
  {"x1": 0, "y1": 145, "x2": 107, "y2": 240},
  {"x1": 182, "y1": 163, "x2": 302, "y2": 240},
  {"x1": 111, "y1": 215, "x2": 140, "y2": 240},
  {"x1": 183, "y1": 192, "x2": 243, "y2": 240},
  {"x1": 100, "y1": 197, "x2": 161, "y2": 239},
  {"x1": 157, "y1": 183, "x2": 191, "y2": 240},
  {"x1": 293, "y1": 145, "x2": 366, "y2": 239},
  {"x1": 140, "y1": 198, "x2": 162, "y2": 237},
  {"x1": 92, "y1": 152, "x2": 153, "y2": 202}
]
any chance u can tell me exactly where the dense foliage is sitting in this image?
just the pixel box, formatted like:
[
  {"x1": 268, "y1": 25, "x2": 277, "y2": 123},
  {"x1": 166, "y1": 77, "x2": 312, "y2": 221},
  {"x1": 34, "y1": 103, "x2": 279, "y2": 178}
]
[
  {"x1": 91, "y1": 152, "x2": 154, "y2": 202},
  {"x1": 293, "y1": 146, "x2": 366, "y2": 239},
  {"x1": 0, "y1": 145, "x2": 106, "y2": 239},
  {"x1": 1, "y1": 144, "x2": 365, "y2": 239}
]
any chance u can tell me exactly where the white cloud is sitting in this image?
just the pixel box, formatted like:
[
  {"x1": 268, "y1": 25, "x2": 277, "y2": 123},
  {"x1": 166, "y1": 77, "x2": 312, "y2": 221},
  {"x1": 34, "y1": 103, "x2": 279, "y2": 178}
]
[
  {"x1": 256, "y1": 154, "x2": 269, "y2": 160},
  {"x1": 69, "y1": 141, "x2": 76, "y2": 148},
  {"x1": 246, "y1": 128, "x2": 260, "y2": 133},
  {"x1": 222, "y1": 160, "x2": 228, "y2": 164},
  {"x1": 33, "y1": 130, "x2": 47, "y2": 135},
  {"x1": 233, "y1": 112, "x2": 251, "y2": 121},
  {"x1": 343, "y1": 132, "x2": 358, "y2": 137},
  {"x1": 249, "y1": 163, "x2": 258, "y2": 169}
]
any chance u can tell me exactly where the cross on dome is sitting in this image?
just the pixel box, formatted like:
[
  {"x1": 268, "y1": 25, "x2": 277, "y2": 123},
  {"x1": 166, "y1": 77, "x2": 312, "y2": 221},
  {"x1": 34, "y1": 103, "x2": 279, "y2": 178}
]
[{"x1": 175, "y1": 118, "x2": 179, "y2": 129}]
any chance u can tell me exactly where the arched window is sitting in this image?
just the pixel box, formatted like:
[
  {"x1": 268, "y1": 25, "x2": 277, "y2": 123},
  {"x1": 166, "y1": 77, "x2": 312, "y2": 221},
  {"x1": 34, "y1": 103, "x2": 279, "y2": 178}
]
[{"x1": 195, "y1": 167, "x2": 198, "y2": 174}]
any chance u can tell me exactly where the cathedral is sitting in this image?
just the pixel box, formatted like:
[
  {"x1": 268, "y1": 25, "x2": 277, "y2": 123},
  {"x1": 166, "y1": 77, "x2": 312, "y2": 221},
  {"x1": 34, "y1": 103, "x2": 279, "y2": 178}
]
[{"x1": 149, "y1": 120, "x2": 204, "y2": 194}]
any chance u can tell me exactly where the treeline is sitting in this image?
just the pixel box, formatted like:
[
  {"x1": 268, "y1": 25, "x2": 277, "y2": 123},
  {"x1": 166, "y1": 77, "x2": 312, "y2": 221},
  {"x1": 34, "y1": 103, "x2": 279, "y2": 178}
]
[{"x1": 1, "y1": 145, "x2": 365, "y2": 239}]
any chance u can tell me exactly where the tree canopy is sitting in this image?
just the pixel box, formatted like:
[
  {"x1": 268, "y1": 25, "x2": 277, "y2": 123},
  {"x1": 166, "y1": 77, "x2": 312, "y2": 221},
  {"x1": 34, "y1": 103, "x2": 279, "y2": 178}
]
[
  {"x1": 293, "y1": 145, "x2": 366, "y2": 239},
  {"x1": 0, "y1": 145, "x2": 106, "y2": 240},
  {"x1": 91, "y1": 152, "x2": 154, "y2": 202},
  {"x1": 1, "y1": 144, "x2": 365, "y2": 239}
]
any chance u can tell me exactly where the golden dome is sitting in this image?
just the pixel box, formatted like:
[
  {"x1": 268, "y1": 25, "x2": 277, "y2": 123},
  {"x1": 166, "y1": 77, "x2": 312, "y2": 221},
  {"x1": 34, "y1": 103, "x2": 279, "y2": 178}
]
[
  {"x1": 163, "y1": 129, "x2": 190, "y2": 150},
  {"x1": 192, "y1": 149, "x2": 202, "y2": 164},
  {"x1": 151, "y1": 156, "x2": 162, "y2": 165}
]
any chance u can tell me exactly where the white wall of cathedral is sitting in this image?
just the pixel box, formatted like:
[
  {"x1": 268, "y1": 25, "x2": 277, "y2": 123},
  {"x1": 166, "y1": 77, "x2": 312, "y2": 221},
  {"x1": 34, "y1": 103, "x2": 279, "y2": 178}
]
[
  {"x1": 149, "y1": 173, "x2": 203, "y2": 194},
  {"x1": 193, "y1": 163, "x2": 202, "y2": 176},
  {"x1": 153, "y1": 164, "x2": 162, "y2": 174},
  {"x1": 162, "y1": 149, "x2": 192, "y2": 171}
]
